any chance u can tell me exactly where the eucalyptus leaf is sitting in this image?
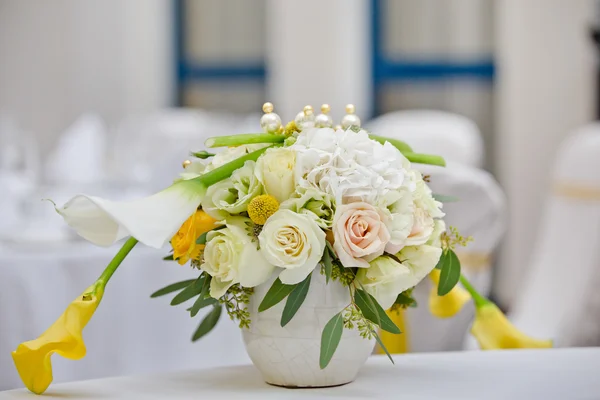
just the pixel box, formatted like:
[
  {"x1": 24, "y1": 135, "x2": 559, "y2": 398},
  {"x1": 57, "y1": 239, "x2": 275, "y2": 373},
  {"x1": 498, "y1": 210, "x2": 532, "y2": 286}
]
[
  {"x1": 171, "y1": 275, "x2": 205, "y2": 306},
  {"x1": 281, "y1": 274, "x2": 312, "y2": 327},
  {"x1": 437, "y1": 249, "x2": 461, "y2": 296},
  {"x1": 374, "y1": 330, "x2": 395, "y2": 365},
  {"x1": 319, "y1": 312, "x2": 344, "y2": 369},
  {"x1": 189, "y1": 295, "x2": 218, "y2": 317},
  {"x1": 394, "y1": 292, "x2": 417, "y2": 308},
  {"x1": 354, "y1": 289, "x2": 401, "y2": 334},
  {"x1": 162, "y1": 254, "x2": 174, "y2": 261},
  {"x1": 258, "y1": 278, "x2": 296, "y2": 312},
  {"x1": 192, "y1": 304, "x2": 222, "y2": 341},
  {"x1": 150, "y1": 279, "x2": 195, "y2": 298},
  {"x1": 434, "y1": 250, "x2": 447, "y2": 270},
  {"x1": 196, "y1": 232, "x2": 208, "y2": 245}
]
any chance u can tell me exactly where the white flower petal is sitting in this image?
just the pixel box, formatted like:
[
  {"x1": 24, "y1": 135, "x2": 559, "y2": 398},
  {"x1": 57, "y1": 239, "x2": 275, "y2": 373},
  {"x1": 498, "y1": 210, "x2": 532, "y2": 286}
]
[
  {"x1": 56, "y1": 179, "x2": 205, "y2": 248},
  {"x1": 278, "y1": 262, "x2": 316, "y2": 285},
  {"x1": 237, "y1": 247, "x2": 275, "y2": 288}
]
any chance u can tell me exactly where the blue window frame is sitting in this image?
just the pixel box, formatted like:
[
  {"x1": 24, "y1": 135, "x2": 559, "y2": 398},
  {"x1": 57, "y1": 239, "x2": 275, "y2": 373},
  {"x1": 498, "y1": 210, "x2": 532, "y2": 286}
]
[
  {"x1": 173, "y1": 0, "x2": 266, "y2": 106},
  {"x1": 370, "y1": 0, "x2": 495, "y2": 115}
]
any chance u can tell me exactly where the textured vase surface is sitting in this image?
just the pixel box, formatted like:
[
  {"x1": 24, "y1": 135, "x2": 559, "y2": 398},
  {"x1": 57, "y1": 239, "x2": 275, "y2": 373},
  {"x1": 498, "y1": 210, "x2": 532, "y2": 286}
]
[{"x1": 242, "y1": 271, "x2": 375, "y2": 387}]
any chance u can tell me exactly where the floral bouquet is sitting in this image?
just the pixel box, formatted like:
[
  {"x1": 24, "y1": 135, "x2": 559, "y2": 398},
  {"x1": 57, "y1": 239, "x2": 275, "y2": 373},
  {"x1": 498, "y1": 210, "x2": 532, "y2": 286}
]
[{"x1": 12, "y1": 103, "x2": 551, "y2": 393}]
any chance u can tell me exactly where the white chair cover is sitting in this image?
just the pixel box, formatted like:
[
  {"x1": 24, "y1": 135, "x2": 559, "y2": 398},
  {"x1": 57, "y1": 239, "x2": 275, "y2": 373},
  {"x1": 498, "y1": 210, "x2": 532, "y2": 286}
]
[
  {"x1": 507, "y1": 124, "x2": 600, "y2": 347},
  {"x1": 0, "y1": 244, "x2": 251, "y2": 391},
  {"x1": 407, "y1": 162, "x2": 506, "y2": 352},
  {"x1": 365, "y1": 110, "x2": 485, "y2": 168}
]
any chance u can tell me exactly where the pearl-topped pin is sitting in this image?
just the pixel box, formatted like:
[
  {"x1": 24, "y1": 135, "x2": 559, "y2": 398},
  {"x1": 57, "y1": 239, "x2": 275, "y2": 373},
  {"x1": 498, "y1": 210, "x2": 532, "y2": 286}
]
[
  {"x1": 315, "y1": 103, "x2": 333, "y2": 128},
  {"x1": 260, "y1": 102, "x2": 282, "y2": 134},
  {"x1": 294, "y1": 104, "x2": 316, "y2": 131},
  {"x1": 341, "y1": 104, "x2": 361, "y2": 129}
]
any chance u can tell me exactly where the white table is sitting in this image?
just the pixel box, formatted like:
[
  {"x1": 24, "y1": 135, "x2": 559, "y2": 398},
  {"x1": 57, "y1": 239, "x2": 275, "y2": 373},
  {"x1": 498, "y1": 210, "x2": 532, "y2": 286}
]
[{"x1": 2, "y1": 349, "x2": 598, "y2": 399}]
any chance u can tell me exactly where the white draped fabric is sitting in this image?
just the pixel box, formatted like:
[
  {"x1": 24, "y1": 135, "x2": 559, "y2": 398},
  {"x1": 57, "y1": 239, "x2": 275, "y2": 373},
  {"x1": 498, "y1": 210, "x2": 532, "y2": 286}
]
[
  {"x1": 0, "y1": 243, "x2": 250, "y2": 391},
  {"x1": 365, "y1": 110, "x2": 485, "y2": 168},
  {"x1": 407, "y1": 162, "x2": 506, "y2": 352},
  {"x1": 508, "y1": 124, "x2": 600, "y2": 347},
  {"x1": 3, "y1": 349, "x2": 599, "y2": 399}
]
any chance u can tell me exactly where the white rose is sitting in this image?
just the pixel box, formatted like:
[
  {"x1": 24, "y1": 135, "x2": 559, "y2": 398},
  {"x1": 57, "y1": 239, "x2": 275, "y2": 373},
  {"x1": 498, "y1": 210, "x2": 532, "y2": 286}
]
[
  {"x1": 202, "y1": 160, "x2": 263, "y2": 220},
  {"x1": 356, "y1": 244, "x2": 442, "y2": 309},
  {"x1": 258, "y1": 209, "x2": 326, "y2": 284},
  {"x1": 405, "y1": 170, "x2": 444, "y2": 246},
  {"x1": 379, "y1": 189, "x2": 414, "y2": 254},
  {"x1": 201, "y1": 217, "x2": 274, "y2": 298},
  {"x1": 255, "y1": 147, "x2": 296, "y2": 203}
]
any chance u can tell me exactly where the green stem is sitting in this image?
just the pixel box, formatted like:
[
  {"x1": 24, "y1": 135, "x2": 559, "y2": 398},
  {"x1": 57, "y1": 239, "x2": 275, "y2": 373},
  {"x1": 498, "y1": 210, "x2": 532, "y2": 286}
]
[
  {"x1": 195, "y1": 145, "x2": 272, "y2": 187},
  {"x1": 404, "y1": 152, "x2": 446, "y2": 167},
  {"x1": 96, "y1": 237, "x2": 138, "y2": 287},
  {"x1": 459, "y1": 274, "x2": 490, "y2": 308},
  {"x1": 368, "y1": 134, "x2": 413, "y2": 154},
  {"x1": 205, "y1": 133, "x2": 285, "y2": 148}
]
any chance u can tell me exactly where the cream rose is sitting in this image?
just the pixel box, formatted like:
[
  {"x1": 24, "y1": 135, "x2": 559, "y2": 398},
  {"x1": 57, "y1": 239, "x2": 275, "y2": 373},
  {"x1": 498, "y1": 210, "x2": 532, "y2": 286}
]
[
  {"x1": 356, "y1": 244, "x2": 442, "y2": 309},
  {"x1": 258, "y1": 209, "x2": 326, "y2": 284},
  {"x1": 255, "y1": 147, "x2": 296, "y2": 203},
  {"x1": 201, "y1": 217, "x2": 274, "y2": 298},
  {"x1": 333, "y1": 202, "x2": 391, "y2": 268},
  {"x1": 356, "y1": 256, "x2": 407, "y2": 309}
]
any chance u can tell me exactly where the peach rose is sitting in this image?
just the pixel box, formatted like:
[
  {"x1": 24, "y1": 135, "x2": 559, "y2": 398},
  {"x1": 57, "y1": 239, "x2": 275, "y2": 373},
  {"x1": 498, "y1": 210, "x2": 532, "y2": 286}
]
[{"x1": 333, "y1": 202, "x2": 391, "y2": 268}]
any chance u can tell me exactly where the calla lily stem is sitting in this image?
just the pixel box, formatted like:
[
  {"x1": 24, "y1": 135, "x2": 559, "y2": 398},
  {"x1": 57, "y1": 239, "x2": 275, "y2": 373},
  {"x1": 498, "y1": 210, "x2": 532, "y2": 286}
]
[
  {"x1": 404, "y1": 152, "x2": 446, "y2": 167},
  {"x1": 459, "y1": 274, "x2": 490, "y2": 308},
  {"x1": 368, "y1": 134, "x2": 413, "y2": 153},
  {"x1": 205, "y1": 133, "x2": 285, "y2": 148},
  {"x1": 96, "y1": 237, "x2": 139, "y2": 289},
  {"x1": 195, "y1": 145, "x2": 272, "y2": 187}
]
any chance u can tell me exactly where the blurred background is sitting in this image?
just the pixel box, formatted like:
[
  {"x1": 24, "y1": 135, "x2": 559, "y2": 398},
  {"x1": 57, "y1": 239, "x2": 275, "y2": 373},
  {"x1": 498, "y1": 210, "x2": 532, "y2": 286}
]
[{"x1": 1, "y1": 0, "x2": 599, "y2": 391}]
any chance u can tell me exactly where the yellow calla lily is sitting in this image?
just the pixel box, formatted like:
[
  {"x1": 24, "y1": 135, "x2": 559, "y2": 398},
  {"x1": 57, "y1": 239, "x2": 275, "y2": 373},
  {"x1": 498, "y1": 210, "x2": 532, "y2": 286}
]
[
  {"x1": 428, "y1": 269, "x2": 471, "y2": 318},
  {"x1": 12, "y1": 284, "x2": 104, "y2": 394},
  {"x1": 12, "y1": 237, "x2": 138, "y2": 394},
  {"x1": 471, "y1": 302, "x2": 553, "y2": 350}
]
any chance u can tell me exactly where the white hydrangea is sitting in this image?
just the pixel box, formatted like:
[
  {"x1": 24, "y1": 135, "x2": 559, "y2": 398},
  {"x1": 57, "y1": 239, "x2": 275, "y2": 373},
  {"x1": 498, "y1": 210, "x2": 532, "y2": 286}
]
[{"x1": 291, "y1": 128, "x2": 409, "y2": 205}]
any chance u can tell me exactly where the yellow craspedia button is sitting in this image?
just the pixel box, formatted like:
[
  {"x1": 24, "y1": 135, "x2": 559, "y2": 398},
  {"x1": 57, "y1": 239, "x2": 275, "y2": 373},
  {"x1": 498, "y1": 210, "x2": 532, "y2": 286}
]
[{"x1": 248, "y1": 194, "x2": 279, "y2": 225}]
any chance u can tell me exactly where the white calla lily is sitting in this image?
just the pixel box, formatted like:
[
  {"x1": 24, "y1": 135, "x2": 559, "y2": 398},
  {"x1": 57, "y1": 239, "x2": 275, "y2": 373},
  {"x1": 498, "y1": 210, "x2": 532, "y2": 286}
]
[{"x1": 56, "y1": 179, "x2": 206, "y2": 248}]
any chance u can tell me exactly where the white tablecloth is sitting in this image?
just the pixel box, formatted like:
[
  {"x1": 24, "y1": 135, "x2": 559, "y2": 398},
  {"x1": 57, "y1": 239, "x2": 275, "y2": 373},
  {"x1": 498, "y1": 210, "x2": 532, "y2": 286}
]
[
  {"x1": 2, "y1": 349, "x2": 598, "y2": 399},
  {"x1": 0, "y1": 241, "x2": 250, "y2": 391}
]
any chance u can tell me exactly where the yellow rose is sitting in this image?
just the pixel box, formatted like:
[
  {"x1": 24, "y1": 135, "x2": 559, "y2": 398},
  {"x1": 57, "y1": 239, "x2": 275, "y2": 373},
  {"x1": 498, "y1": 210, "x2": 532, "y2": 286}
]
[{"x1": 171, "y1": 210, "x2": 217, "y2": 265}]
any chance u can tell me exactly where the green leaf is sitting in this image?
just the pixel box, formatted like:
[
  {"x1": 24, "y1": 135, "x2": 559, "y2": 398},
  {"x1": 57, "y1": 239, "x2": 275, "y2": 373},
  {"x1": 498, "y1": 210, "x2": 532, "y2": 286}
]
[
  {"x1": 196, "y1": 226, "x2": 226, "y2": 244},
  {"x1": 189, "y1": 276, "x2": 215, "y2": 317},
  {"x1": 322, "y1": 247, "x2": 333, "y2": 284},
  {"x1": 162, "y1": 254, "x2": 174, "y2": 261},
  {"x1": 437, "y1": 249, "x2": 461, "y2": 296},
  {"x1": 319, "y1": 312, "x2": 344, "y2": 369},
  {"x1": 192, "y1": 304, "x2": 222, "y2": 341},
  {"x1": 374, "y1": 330, "x2": 395, "y2": 365},
  {"x1": 258, "y1": 278, "x2": 296, "y2": 312},
  {"x1": 189, "y1": 296, "x2": 217, "y2": 317},
  {"x1": 190, "y1": 150, "x2": 215, "y2": 159},
  {"x1": 354, "y1": 289, "x2": 401, "y2": 334},
  {"x1": 434, "y1": 250, "x2": 447, "y2": 270},
  {"x1": 171, "y1": 275, "x2": 205, "y2": 306},
  {"x1": 432, "y1": 193, "x2": 460, "y2": 203},
  {"x1": 196, "y1": 231, "x2": 208, "y2": 245},
  {"x1": 394, "y1": 292, "x2": 417, "y2": 308},
  {"x1": 281, "y1": 274, "x2": 312, "y2": 327},
  {"x1": 150, "y1": 279, "x2": 195, "y2": 298}
]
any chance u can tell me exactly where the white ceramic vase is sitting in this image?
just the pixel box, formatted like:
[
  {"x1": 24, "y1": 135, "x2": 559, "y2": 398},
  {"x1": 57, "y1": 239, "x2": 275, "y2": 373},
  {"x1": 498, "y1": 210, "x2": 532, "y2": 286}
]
[{"x1": 242, "y1": 271, "x2": 375, "y2": 388}]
